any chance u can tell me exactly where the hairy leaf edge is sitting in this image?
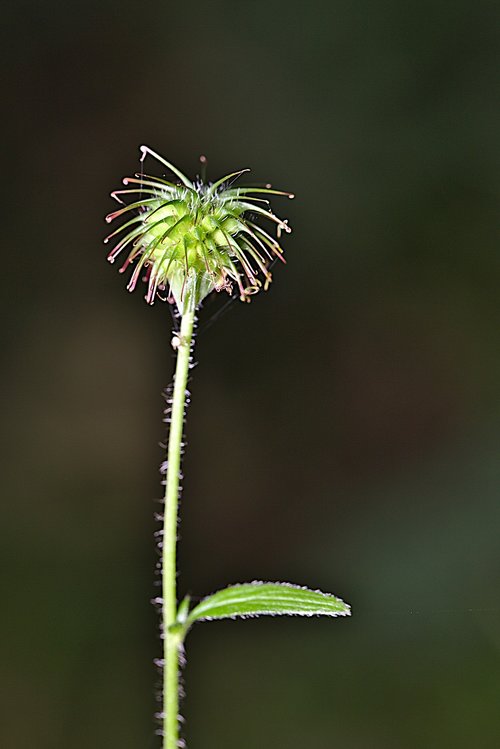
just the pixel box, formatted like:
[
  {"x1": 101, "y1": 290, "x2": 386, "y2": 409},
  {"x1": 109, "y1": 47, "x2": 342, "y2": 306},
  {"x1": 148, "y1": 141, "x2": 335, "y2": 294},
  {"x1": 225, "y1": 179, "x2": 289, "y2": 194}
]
[{"x1": 186, "y1": 581, "x2": 351, "y2": 628}]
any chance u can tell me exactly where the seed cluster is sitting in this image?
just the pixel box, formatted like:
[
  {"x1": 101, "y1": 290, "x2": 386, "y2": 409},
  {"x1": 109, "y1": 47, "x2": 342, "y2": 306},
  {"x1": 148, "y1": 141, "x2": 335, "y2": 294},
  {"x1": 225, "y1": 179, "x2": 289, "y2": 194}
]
[{"x1": 105, "y1": 146, "x2": 293, "y2": 313}]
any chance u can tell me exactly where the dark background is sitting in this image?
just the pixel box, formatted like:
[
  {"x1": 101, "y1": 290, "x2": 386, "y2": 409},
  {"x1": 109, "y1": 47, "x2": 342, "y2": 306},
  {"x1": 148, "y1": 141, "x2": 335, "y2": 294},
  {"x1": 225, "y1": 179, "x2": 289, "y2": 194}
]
[{"x1": 2, "y1": 1, "x2": 499, "y2": 747}]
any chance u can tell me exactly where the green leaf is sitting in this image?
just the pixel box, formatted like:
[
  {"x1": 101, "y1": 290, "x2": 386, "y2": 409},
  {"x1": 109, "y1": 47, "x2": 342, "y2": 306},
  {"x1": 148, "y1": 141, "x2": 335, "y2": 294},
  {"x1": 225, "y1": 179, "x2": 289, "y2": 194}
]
[
  {"x1": 176, "y1": 595, "x2": 191, "y2": 625},
  {"x1": 186, "y1": 582, "x2": 350, "y2": 628}
]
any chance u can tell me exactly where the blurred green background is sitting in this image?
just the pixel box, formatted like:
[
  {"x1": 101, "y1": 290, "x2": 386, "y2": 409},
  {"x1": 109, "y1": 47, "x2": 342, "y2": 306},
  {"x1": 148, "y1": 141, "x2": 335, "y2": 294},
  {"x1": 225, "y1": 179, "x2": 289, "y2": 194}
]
[{"x1": 2, "y1": 1, "x2": 499, "y2": 747}]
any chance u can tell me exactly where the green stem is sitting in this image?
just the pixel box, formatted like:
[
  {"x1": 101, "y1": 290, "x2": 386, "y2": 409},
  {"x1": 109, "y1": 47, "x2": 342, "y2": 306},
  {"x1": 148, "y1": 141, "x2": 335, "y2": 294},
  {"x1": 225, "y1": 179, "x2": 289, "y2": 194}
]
[{"x1": 162, "y1": 308, "x2": 195, "y2": 748}]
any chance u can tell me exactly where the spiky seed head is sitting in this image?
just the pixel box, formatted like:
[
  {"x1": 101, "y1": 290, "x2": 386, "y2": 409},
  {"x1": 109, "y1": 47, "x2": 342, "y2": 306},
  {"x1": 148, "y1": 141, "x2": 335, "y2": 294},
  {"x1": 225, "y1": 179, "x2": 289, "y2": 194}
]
[{"x1": 104, "y1": 145, "x2": 293, "y2": 315}]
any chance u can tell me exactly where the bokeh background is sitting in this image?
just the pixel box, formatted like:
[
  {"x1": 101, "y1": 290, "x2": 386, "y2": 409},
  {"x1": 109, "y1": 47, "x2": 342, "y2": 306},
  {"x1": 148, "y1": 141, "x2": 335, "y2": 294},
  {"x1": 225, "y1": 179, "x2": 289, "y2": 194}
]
[{"x1": 2, "y1": 1, "x2": 499, "y2": 747}]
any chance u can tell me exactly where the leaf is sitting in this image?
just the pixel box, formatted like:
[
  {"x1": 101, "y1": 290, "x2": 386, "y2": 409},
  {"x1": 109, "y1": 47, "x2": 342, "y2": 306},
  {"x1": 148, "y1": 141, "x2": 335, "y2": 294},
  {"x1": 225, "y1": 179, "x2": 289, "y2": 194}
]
[
  {"x1": 176, "y1": 595, "x2": 191, "y2": 625},
  {"x1": 186, "y1": 581, "x2": 350, "y2": 628},
  {"x1": 168, "y1": 595, "x2": 191, "y2": 637}
]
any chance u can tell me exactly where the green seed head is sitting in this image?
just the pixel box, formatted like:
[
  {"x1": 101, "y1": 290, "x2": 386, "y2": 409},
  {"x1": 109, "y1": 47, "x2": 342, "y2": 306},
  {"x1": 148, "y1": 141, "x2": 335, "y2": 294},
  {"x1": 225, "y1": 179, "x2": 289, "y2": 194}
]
[{"x1": 105, "y1": 146, "x2": 293, "y2": 314}]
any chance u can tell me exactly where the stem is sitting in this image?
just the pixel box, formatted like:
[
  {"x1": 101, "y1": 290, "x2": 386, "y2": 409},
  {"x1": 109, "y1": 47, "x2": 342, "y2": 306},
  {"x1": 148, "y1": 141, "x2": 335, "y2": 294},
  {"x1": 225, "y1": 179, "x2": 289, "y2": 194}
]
[{"x1": 162, "y1": 308, "x2": 195, "y2": 748}]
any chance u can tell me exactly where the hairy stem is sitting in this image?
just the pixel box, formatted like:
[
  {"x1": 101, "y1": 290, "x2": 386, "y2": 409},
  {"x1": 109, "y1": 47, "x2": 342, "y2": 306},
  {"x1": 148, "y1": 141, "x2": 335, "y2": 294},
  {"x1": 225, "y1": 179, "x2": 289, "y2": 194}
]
[{"x1": 162, "y1": 308, "x2": 195, "y2": 748}]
